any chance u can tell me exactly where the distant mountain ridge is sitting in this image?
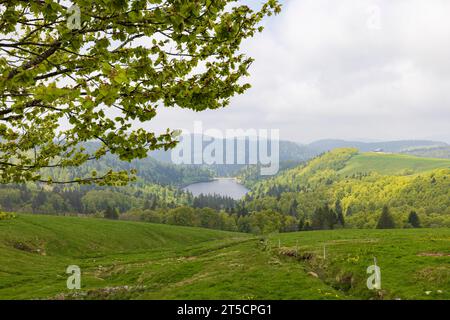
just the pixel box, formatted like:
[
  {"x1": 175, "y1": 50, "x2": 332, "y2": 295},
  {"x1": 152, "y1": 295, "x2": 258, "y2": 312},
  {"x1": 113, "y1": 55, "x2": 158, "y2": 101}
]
[
  {"x1": 150, "y1": 135, "x2": 316, "y2": 164},
  {"x1": 150, "y1": 136, "x2": 449, "y2": 166},
  {"x1": 55, "y1": 139, "x2": 448, "y2": 184},
  {"x1": 149, "y1": 135, "x2": 316, "y2": 176},
  {"x1": 306, "y1": 139, "x2": 448, "y2": 154},
  {"x1": 400, "y1": 146, "x2": 450, "y2": 159}
]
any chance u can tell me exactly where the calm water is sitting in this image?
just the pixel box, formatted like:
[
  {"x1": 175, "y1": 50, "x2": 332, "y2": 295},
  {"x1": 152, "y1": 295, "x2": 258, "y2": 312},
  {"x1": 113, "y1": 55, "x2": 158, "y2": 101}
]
[{"x1": 183, "y1": 178, "x2": 249, "y2": 200}]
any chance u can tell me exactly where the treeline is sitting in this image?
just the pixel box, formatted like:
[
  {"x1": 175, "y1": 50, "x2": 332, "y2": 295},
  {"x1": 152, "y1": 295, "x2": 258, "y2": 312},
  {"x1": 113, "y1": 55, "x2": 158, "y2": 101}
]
[
  {"x1": 120, "y1": 202, "x2": 391, "y2": 234},
  {"x1": 302, "y1": 203, "x2": 422, "y2": 231},
  {"x1": 192, "y1": 193, "x2": 238, "y2": 212},
  {"x1": 120, "y1": 206, "x2": 299, "y2": 234},
  {"x1": 0, "y1": 184, "x2": 192, "y2": 215},
  {"x1": 0, "y1": 184, "x2": 243, "y2": 219},
  {"x1": 40, "y1": 142, "x2": 213, "y2": 187}
]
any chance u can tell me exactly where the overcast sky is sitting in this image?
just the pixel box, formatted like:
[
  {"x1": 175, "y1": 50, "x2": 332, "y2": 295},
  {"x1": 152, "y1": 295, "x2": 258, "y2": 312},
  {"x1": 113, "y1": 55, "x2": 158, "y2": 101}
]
[{"x1": 149, "y1": 0, "x2": 450, "y2": 144}]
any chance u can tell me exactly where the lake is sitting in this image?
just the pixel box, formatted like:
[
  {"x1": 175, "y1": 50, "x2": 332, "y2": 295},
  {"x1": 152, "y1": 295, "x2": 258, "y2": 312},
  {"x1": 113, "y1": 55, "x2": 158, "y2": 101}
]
[{"x1": 183, "y1": 178, "x2": 250, "y2": 200}]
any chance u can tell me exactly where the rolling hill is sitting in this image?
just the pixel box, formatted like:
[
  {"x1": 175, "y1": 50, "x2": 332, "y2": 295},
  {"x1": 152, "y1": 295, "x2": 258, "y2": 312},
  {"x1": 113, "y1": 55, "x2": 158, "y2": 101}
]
[
  {"x1": 308, "y1": 139, "x2": 448, "y2": 154},
  {"x1": 45, "y1": 143, "x2": 213, "y2": 187},
  {"x1": 338, "y1": 152, "x2": 450, "y2": 176},
  {"x1": 46, "y1": 139, "x2": 448, "y2": 184},
  {"x1": 244, "y1": 148, "x2": 450, "y2": 228},
  {"x1": 0, "y1": 214, "x2": 338, "y2": 300},
  {"x1": 150, "y1": 136, "x2": 317, "y2": 176},
  {"x1": 0, "y1": 214, "x2": 448, "y2": 300}
]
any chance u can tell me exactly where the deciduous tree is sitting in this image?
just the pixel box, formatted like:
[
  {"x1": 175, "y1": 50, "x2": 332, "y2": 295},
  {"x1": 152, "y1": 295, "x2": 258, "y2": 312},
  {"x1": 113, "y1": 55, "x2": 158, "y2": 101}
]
[{"x1": 0, "y1": 0, "x2": 280, "y2": 184}]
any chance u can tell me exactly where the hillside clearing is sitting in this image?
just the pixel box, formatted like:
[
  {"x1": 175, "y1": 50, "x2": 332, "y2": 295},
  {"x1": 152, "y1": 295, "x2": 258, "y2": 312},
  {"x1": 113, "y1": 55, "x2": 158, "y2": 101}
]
[{"x1": 339, "y1": 153, "x2": 450, "y2": 176}]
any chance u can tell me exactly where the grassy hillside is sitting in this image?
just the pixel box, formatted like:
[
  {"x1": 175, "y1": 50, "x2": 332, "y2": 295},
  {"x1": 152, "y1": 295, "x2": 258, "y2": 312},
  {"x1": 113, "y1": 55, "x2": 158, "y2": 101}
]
[
  {"x1": 339, "y1": 153, "x2": 450, "y2": 176},
  {"x1": 1, "y1": 215, "x2": 448, "y2": 300},
  {"x1": 272, "y1": 228, "x2": 450, "y2": 300},
  {"x1": 0, "y1": 214, "x2": 338, "y2": 300},
  {"x1": 245, "y1": 149, "x2": 450, "y2": 228}
]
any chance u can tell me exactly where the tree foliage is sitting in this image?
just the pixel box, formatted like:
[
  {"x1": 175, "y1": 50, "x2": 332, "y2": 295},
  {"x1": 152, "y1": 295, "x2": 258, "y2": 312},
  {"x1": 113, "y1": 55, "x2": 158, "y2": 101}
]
[{"x1": 0, "y1": 0, "x2": 280, "y2": 184}]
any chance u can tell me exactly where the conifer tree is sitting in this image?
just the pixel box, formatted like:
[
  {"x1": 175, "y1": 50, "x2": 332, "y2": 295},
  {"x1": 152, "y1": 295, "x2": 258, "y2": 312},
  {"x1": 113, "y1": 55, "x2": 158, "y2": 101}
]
[
  {"x1": 407, "y1": 211, "x2": 421, "y2": 228},
  {"x1": 376, "y1": 205, "x2": 396, "y2": 229}
]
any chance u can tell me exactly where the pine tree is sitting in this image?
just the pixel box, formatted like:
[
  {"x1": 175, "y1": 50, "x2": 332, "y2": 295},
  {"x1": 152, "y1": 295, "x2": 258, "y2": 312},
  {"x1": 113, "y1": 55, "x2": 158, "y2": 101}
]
[
  {"x1": 143, "y1": 199, "x2": 152, "y2": 210},
  {"x1": 303, "y1": 221, "x2": 311, "y2": 231},
  {"x1": 346, "y1": 206, "x2": 353, "y2": 217},
  {"x1": 325, "y1": 206, "x2": 337, "y2": 230},
  {"x1": 105, "y1": 205, "x2": 119, "y2": 220},
  {"x1": 289, "y1": 199, "x2": 298, "y2": 216},
  {"x1": 407, "y1": 211, "x2": 421, "y2": 228},
  {"x1": 298, "y1": 217, "x2": 305, "y2": 231},
  {"x1": 335, "y1": 200, "x2": 345, "y2": 227},
  {"x1": 32, "y1": 191, "x2": 47, "y2": 213},
  {"x1": 312, "y1": 207, "x2": 325, "y2": 230},
  {"x1": 376, "y1": 206, "x2": 396, "y2": 229}
]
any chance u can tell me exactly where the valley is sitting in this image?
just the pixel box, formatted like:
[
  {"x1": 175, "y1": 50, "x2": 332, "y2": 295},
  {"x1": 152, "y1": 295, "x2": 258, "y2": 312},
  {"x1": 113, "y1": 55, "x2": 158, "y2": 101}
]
[{"x1": 0, "y1": 140, "x2": 449, "y2": 300}]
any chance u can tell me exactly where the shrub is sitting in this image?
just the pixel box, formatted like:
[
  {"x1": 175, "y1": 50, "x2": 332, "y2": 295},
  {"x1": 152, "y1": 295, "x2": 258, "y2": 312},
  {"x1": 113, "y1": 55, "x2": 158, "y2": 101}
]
[{"x1": 0, "y1": 211, "x2": 16, "y2": 220}]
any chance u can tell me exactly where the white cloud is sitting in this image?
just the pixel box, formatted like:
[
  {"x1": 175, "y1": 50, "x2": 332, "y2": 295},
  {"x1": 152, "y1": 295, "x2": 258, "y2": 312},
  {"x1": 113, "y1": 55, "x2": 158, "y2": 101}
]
[{"x1": 149, "y1": 0, "x2": 450, "y2": 143}]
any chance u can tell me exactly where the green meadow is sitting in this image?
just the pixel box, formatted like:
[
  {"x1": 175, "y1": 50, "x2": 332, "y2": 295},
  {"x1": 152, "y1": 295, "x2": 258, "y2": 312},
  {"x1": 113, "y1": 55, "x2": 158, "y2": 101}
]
[
  {"x1": 339, "y1": 152, "x2": 450, "y2": 176},
  {"x1": 0, "y1": 214, "x2": 448, "y2": 300}
]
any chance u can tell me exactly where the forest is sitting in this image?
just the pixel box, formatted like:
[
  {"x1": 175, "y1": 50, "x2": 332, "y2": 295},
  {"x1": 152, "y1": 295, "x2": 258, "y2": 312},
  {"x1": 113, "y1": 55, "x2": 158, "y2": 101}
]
[
  {"x1": 243, "y1": 149, "x2": 450, "y2": 229},
  {"x1": 1, "y1": 148, "x2": 449, "y2": 234}
]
